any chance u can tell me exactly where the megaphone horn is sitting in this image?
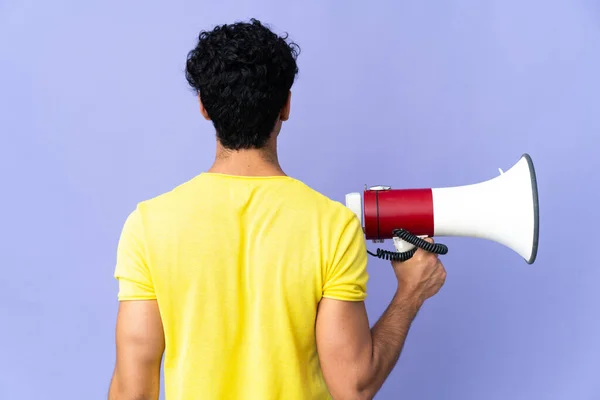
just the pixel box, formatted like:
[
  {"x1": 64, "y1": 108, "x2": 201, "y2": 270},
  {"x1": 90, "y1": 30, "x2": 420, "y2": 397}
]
[{"x1": 345, "y1": 154, "x2": 540, "y2": 264}]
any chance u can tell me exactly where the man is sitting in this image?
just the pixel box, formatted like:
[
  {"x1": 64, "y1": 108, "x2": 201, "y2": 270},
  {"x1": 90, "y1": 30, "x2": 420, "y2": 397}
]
[{"x1": 108, "y1": 19, "x2": 446, "y2": 400}]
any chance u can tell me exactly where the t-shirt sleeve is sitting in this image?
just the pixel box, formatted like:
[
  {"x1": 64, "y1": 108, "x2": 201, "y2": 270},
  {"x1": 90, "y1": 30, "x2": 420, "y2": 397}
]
[
  {"x1": 113, "y1": 207, "x2": 156, "y2": 301},
  {"x1": 322, "y1": 211, "x2": 369, "y2": 301}
]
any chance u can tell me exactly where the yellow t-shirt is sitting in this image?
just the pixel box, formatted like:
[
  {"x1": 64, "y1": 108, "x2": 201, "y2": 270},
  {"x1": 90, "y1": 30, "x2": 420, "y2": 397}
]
[{"x1": 114, "y1": 173, "x2": 369, "y2": 400}]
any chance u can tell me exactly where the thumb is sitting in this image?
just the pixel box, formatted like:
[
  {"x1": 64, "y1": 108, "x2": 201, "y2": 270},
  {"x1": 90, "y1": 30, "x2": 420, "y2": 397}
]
[{"x1": 422, "y1": 236, "x2": 434, "y2": 244}]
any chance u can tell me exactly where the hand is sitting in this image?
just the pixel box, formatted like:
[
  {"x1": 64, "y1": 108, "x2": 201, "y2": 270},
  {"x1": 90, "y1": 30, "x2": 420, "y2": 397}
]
[{"x1": 391, "y1": 238, "x2": 447, "y2": 307}]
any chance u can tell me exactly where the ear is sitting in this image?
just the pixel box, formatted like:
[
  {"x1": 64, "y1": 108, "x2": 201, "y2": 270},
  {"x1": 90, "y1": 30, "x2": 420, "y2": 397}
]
[
  {"x1": 199, "y1": 95, "x2": 211, "y2": 121},
  {"x1": 279, "y1": 91, "x2": 292, "y2": 122}
]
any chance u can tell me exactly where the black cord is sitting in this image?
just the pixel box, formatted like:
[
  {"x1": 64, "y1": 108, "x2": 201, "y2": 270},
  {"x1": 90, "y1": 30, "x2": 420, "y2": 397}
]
[{"x1": 367, "y1": 229, "x2": 449, "y2": 262}]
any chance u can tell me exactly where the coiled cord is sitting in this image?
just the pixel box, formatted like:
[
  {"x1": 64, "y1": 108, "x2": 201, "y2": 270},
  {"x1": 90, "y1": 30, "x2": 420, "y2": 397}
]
[{"x1": 367, "y1": 229, "x2": 449, "y2": 262}]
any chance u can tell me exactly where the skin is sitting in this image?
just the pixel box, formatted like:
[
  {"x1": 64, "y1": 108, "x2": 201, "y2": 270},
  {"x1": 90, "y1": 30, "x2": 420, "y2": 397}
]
[
  {"x1": 202, "y1": 92, "x2": 291, "y2": 177},
  {"x1": 316, "y1": 243, "x2": 446, "y2": 400},
  {"x1": 108, "y1": 92, "x2": 447, "y2": 400}
]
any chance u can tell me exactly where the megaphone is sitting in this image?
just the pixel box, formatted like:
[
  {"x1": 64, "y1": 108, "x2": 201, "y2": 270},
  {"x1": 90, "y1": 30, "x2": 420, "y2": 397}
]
[{"x1": 345, "y1": 154, "x2": 539, "y2": 264}]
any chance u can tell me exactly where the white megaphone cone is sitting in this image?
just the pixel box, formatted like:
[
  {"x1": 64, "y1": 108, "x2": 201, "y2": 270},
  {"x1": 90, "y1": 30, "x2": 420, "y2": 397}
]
[{"x1": 345, "y1": 154, "x2": 540, "y2": 264}]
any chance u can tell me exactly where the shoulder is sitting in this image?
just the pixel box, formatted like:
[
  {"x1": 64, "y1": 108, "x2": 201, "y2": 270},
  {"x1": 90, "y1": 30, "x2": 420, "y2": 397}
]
[
  {"x1": 286, "y1": 178, "x2": 360, "y2": 229},
  {"x1": 135, "y1": 174, "x2": 202, "y2": 213}
]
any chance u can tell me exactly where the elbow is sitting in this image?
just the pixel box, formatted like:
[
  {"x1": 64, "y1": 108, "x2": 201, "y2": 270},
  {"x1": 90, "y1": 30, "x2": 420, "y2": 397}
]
[
  {"x1": 353, "y1": 371, "x2": 378, "y2": 400},
  {"x1": 330, "y1": 380, "x2": 376, "y2": 400},
  {"x1": 109, "y1": 385, "x2": 152, "y2": 400},
  {"x1": 355, "y1": 385, "x2": 376, "y2": 400},
  {"x1": 331, "y1": 390, "x2": 374, "y2": 400},
  {"x1": 109, "y1": 388, "x2": 152, "y2": 400},
  {"x1": 323, "y1": 358, "x2": 378, "y2": 400},
  {"x1": 109, "y1": 376, "x2": 153, "y2": 400}
]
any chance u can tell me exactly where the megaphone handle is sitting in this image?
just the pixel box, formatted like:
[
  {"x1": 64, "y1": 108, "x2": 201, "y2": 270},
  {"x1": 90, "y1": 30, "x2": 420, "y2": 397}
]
[
  {"x1": 367, "y1": 229, "x2": 449, "y2": 262},
  {"x1": 392, "y1": 236, "x2": 426, "y2": 253}
]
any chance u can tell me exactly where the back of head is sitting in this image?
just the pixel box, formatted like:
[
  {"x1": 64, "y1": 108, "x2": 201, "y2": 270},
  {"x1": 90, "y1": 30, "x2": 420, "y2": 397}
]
[{"x1": 185, "y1": 19, "x2": 300, "y2": 150}]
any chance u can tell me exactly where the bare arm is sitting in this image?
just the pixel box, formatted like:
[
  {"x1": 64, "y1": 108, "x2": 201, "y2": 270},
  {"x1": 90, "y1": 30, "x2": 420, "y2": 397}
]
[
  {"x1": 108, "y1": 300, "x2": 165, "y2": 400},
  {"x1": 316, "y1": 242, "x2": 446, "y2": 400}
]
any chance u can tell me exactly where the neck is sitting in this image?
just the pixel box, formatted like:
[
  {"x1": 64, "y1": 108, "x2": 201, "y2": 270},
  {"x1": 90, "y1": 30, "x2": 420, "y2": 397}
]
[{"x1": 207, "y1": 138, "x2": 285, "y2": 177}]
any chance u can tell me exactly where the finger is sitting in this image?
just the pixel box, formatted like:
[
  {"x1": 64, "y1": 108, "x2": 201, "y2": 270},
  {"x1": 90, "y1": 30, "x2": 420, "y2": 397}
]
[
  {"x1": 436, "y1": 262, "x2": 447, "y2": 279},
  {"x1": 414, "y1": 247, "x2": 438, "y2": 261},
  {"x1": 422, "y1": 237, "x2": 434, "y2": 244},
  {"x1": 429, "y1": 260, "x2": 444, "y2": 277},
  {"x1": 438, "y1": 269, "x2": 447, "y2": 286}
]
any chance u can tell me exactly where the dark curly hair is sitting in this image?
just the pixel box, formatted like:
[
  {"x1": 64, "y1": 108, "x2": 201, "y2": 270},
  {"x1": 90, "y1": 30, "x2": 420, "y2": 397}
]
[{"x1": 185, "y1": 19, "x2": 300, "y2": 150}]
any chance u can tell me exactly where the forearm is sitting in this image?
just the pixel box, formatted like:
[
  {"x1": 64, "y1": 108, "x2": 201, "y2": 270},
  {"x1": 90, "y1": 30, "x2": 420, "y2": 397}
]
[{"x1": 359, "y1": 291, "x2": 422, "y2": 398}]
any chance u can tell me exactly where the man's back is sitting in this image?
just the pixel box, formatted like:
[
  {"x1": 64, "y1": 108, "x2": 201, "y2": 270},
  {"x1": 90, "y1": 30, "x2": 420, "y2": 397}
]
[
  {"x1": 114, "y1": 172, "x2": 369, "y2": 399},
  {"x1": 109, "y1": 19, "x2": 447, "y2": 400}
]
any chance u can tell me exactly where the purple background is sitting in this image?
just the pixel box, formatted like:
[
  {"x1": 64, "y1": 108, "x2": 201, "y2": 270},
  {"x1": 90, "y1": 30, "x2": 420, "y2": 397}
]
[{"x1": 1, "y1": 0, "x2": 598, "y2": 399}]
